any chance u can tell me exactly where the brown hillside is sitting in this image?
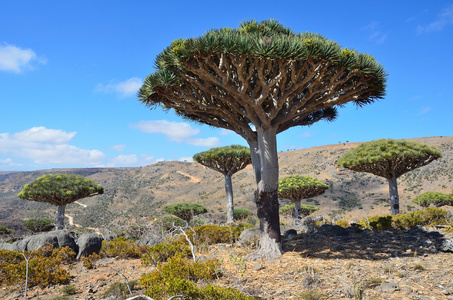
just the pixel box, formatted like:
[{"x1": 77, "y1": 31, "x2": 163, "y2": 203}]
[{"x1": 0, "y1": 136, "x2": 452, "y2": 231}]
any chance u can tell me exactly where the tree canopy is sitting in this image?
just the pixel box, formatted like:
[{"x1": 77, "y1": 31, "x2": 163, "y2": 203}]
[
  {"x1": 194, "y1": 145, "x2": 251, "y2": 223},
  {"x1": 193, "y1": 145, "x2": 251, "y2": 175},
  {"x1": 337, "y1": 139, "x2": 442, "y2": 215},
  {"x1": 163, "y1": 202, "x2": 208, "y2": 223},
  {"x1": 278, "y1": 175, "x2": 329, "y2": 202},
  {"x1": 17, "y1": 174, "x2": 104, "y2": 230},
  {"x1": 337, "y1": 139, "x2": 442, "y2": 179},
  {"x1": 138, "y1": 19, "x2": 386, "y2": 143},
  {"x1": 18, "y1": 174, "x2": 104, "y2": 206},
  {"x1": 138, "y1": 19, "x2": 387, "y2": 260}
]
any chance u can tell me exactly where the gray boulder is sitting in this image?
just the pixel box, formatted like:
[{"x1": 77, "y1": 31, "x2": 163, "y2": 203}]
[
  {"x1": 76, "y1": 233, "x2": 103, "y2": 259},
  {"x1": 0, "y1": 242, "x2": 19, "y2": 251},
  {"x1": 13, "y1": 230, "x2": 78, "y2": 252},
  {"x1": 439, "y1": 239, "x2": 453, "y2": 252}
]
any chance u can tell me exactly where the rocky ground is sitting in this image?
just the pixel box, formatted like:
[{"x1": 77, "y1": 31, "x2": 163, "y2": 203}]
[{"x1": 2, "y1": 225, "x2": 453, "y2": 300}]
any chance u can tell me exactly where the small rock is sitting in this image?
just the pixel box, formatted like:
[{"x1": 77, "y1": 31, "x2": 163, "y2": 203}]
[
  {"x1": 252, "y1": 264, "x2": 264, "y2": 271},
  {"x1": 380, "y1": 282, "x2": 399, "y2": 292},
  {"x1": 442, "y1": 290, "x2": 451, "y2": 295}
]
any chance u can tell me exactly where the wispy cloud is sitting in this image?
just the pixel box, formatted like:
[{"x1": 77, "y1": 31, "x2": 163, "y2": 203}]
[
  {"x1": 130, "y1": 120, "x2": 220, "y2": 147},
  {"x1": 110, "y1": 144, "x2": 126, "y2": 151},
  {"x1": 95, "y1": 77, "x2": 142, "y2": 97},
  {"x1": 300, "y1": 131, "x2": 312, "y2": 138},
  {"x1": 0, "y1": 43, "x2": 47, "y2": 73},
  {"x1": 362, "y1": 22, "x2": 387, "y2": 44},
  {"x1": 109, "y1": 154, "x2": 156, "y2": 167},
  {"x1": 417, "y1": 4, "x2": 453, "y2": 34},
  {"x1": 418, "y1": 106, "x2": 431, "y2": 115},
  {"x1": 0, "y1": 127, "x2": 105, "y2": 166}
]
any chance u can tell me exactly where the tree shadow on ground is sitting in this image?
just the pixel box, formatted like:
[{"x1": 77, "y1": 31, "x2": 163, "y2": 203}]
[{"x1": 283, "y1": 225, "x2": 445, "y2": 261}]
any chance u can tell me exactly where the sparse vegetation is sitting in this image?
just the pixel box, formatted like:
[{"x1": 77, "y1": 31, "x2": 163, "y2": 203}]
[{"x1": 412, "y1": 191, "x2": 453, "y2": 207}]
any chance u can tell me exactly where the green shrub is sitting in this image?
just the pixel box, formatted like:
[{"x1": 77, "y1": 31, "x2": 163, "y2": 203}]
[
  {"x1": 81, "y1": 253, "x2": 100, "y2": 269},
  {"x1": 155, "y1": 215, "x2": 186, "y2": 230},
  {"x1": 186, "y1": 224, "x2": 243, "y2": 246},
  {"x1": 298, "y1": 289, "x2": 329, "y2": 300},
  {"x1": 100, "y1": 236, "x2": 146, "y2": 259},
  {"x1": 279, "y1": 203, "x2": 319, "y2": 217},
  {"x1": 335, "y1": 220, "x2": 350, "y2": 228},
  {"x1": 189, "y1": 218, "x2": 207, "y2": 227},
  {"x1": 412, "y1": 192, "x2": 453, "y2": 207},
  {"x1": 0, "y1": 225, "x2": 14, "y2": 235},
  {"x1": 141, "y1": 254, "x2": 256, "y2": 300},
  {"x1": 22, "y1": 218, "x2": 54, "y2": 233},
  {"x1": 392, "y1": 207, "x2": 448, "y2": 229},
  {"x1": 61, "y1": 285, "x2": 78, "y2": 295},
  {"x1": 359, "y1": 215, "x2": 393, "y2": 230},
  {"x1": 164, "y1": 202, "x2": 208, "y2": 223},
  {"x1": 102, "y1": 280, "x2": 139, "y2": 299},
  {"x1": 0, "y1": 246, "x2": 74, "y2": 288},
  {"x1": 233, "y1": 208, "x2": 253, "y2": 220},
  {"x1": 142, "y1": 238, "x2": 191, "y2": 264}
]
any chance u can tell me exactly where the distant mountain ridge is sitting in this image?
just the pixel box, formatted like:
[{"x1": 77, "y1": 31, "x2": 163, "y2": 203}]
[{"x1": 1, "y1": 136, "x2": 452, "y2": 232}]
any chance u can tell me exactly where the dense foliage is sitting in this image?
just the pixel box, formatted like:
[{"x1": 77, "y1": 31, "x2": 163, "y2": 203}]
[
  {"x1": 0, "y1": 245, "x2": 75, "y2": 288},
  {"x1": 359, "y1": 207, "x2": 449, "y2": 230},
  {"x1": 17, "y1": 174, "x2": 104, "y2": 206},
  {"x1": 412, "y1": 191, "x2": 453, "y2": 207},
  {"x1": 100, "y1": 236, "x2": 147, "y2": 258},
  {"x1": 22, "y1": 218, "x2": 55, "y2": 232},
  {"x1": 140, "y1": 254, "x2": 256, "y2": 300},
  {"x1": 278, "y1": 175, "x2": 328, "y2": 201},
  {"x1": 0, "y1": 225, "x2": 14, "y2": 236},
  {"x1": 337, "y1": 139, "x2": 442, "y2": 178},
  {"x1": 193, "y1": 145, "x2": 251, "y2": 175},
  {"x1": 164, "y1": 202, "x2": 208, "y2": 222},
  {"x1": 233, "y1": 208, "x2": 253, "y2": 220}
]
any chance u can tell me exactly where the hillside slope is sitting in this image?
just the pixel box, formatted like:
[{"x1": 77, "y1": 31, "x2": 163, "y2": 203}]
[{"x1": 0, "y1": 136, "x2": 451, "y2": 231}]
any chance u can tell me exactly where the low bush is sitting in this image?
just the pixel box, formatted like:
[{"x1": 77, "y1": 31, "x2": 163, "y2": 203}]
[
  {"x1": 0, "y1": 225, "x2": 14, "y2": 236},
  {"x1": 187, "y1": 224, "x2": 252, "y2": 246},
  {"x1": 81, "y1": 253, "x2": 101, "y2": 269},
  {"x1": 102, "y1": 280, "x2": 139, "y2": 299},
  {"x1": 22, "y1": 218, "x2": 54, "y2": 233},
  {"x1": 392, "y1": 207, "x2": 448, "y2": 229},
  {"x1": 141, "y1": 253, "x2": 254, "y2": 299},
  {"x1": 233, "y1": 208, "x2": 253, "y2": 220},
  {"x1": 335, "y1": 220, "x2": 350, "y2": 228},
  {"x1": 100, "y1": 236, "x2": 147, "y2": 259},
  {"x1": 412, "y1": 192, "x2": 453, "y2": 207},
  {"x1": 359, "y1": 215, "x2": 393, "y2": 230},
  {"x1": 155, "y1": 216, "x2": 186, "y2": 231},
  {"x1": 142, "y1": 238, "x2": 191, "y2": 264},
  {"x1": 189, "y1": 218, "x2": 207, "y2": 227},
  {"x1": 61, "y1": 284, "x2": 78, "y2": 295},
  {"x1": 0, "y1": 246, "x2": 75, "y2": 288}
]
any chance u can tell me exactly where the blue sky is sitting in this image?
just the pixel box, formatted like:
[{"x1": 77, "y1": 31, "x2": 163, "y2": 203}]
[{"x1": 1, "y1": 1, "x2": 452, "y2": 171}]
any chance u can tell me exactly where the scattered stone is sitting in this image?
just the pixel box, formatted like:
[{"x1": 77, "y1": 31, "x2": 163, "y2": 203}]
[
  {"x1": 252, "y1": 264, "x2": 264, "y2": 271},
  {"x1": 380, "y1": 282, "x2": 399, "y2": 292},
  {"x1": 439, "y1": 239, "x2": 453, "y2": 252}
]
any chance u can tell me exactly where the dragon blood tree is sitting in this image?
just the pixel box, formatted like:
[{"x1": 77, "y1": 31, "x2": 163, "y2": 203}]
[
  {"x1": 278, "y1": 175, "x2": 328, "y2": 225},
  {"x1": 337, "y1": 139, "x2": 442, "y2": 215},
  {"x1": 193, "y1": 145, "x2": 251, "y2": 223},
  {"x1": 138, "y1": 19, "x2": 387, "y2": 260},
  {"x1": 17, "y1": 174, "x2": 104, "y2": 230},
  {"x1": 163, "y1": 202, "x2": 208, "y2": 228}
]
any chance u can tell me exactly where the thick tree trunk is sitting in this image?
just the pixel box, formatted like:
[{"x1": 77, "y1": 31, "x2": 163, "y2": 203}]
[
  {"x1": 249, "y1": 127, "x2": 282, "y2": 261},
  {"x1": 388, "y1": 176, "x2": 400, "y2": 215},
  {"x1": 225, "y1": 174, "x2": 234, "y2": 223},
  {"x1": 294, "y1": 200, "x2": 301, "y2": 225},
  {"x1": 56, "y1": 204, "x2": 66, "y2": 230},
  {"x1": 248, "y1": 139, "x2": 261, "y2": 186}
]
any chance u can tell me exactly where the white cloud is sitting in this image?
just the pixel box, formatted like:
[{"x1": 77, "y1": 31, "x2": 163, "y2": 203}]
[
  {"x1": 362, "y1": 22, "x2": 387, "y2": 44},
  {"x1": 95, "y1": 77, "x2": 142, "y2": 97},
  {"x1": 187, "y1": 137, "x2": 220, "y2": 147},
  {"x1": 300, "y1": 131, "x2": 312, "y2": 138},
  {"x1": 178, "y1": 157, "x2": 194, "y2": 163},
  {"x1": 109, "y1": 154, "x2": 157, "y2": 167},
  {"x1": 0, "y1": 43, "x2": 47, "y2": 73},
  {"x1": 0, "y1": 158, "x2": 13, "y2": 164},
  {"x1": 0, "y1": 127, "x2": 105, "y2": 166},
  {"x1": 417, "y1": 4, "x2": 453, "y2": 34},
  {"x1": 219, "y1": 129, "x2": 233, "y2": 135},
  {"x1": 131, "y1": 120, "x2": 220, "y2": 147},
  {"x1": 111, "y1": 144, "x2": 126, "y2": 151}
]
